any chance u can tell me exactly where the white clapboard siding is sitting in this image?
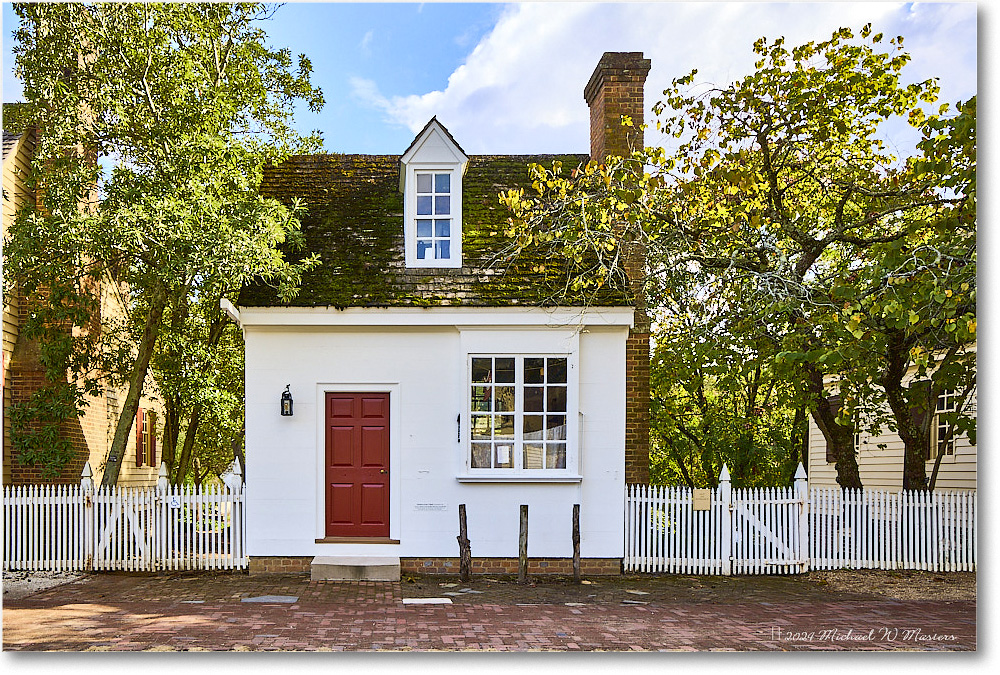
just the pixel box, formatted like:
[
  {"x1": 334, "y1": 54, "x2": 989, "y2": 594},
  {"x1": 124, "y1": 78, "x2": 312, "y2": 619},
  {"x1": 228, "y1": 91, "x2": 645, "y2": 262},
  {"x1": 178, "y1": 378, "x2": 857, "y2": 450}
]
[{"x1": 3, "y1": 480, "x2": 246, "y2": 572}]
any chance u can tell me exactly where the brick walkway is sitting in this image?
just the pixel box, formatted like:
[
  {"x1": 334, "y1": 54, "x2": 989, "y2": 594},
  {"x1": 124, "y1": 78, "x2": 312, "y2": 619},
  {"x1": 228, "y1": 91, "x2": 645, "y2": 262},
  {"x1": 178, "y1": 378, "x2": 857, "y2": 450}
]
[{"x1": 2, "y1": 572, "x2": 975, "y2": 651}]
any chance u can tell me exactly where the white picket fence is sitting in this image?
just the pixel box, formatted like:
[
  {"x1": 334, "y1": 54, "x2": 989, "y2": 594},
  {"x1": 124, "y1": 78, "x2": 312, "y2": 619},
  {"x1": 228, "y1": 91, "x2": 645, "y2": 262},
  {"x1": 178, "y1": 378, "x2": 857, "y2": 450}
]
[
  {"x1": 3, "y1": 464, "x2": 245, "y2": 572},
  {"x1": 625, "y1": 464, "x2": 976, "y2": 574}
]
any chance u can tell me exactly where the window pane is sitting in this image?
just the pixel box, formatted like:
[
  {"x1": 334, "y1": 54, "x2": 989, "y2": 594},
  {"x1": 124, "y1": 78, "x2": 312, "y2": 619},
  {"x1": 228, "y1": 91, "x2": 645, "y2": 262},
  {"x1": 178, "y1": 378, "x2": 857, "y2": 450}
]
[
  {"x1": 471, "y1": 386, "x2": 491, "y2": 412},
  {"x1": 547, "y1": 386, "x2": 567, "y2": 413},
  {"x1": 471, "y1": 443, "x2": 492, "y2": 468},
  {"x1": 416, "y1": 219, "x2": 432, "y2": 237},
  {"x1": 523, "y1": 443, "x2": 544, "y2": 469},
  {"x1": 546, "y1": 443, "x2": 567, "y2": 469},
  {"x1": 472, "y1": 358, "x2": 492, "y2": 383},
  {"x1": 417, "y1": 195, "x2": 433, "y2": 215},
  {"x1": 416, "y1": 239, "x2": 431, "y2": 259},
  {"x1": 524, "y1": 387, "x2": 544, "y2": 412},
  {"x1": 494, "y1": 358, "x2": 515, "y2": 383},
  {"x1": 435, "y1": 173, "x2": 450, "y2": 194},
  {"x1": 524, "y1": 358, "x2": 544, "y2": 384},
  {"x1": 546, "y1": 415, "x2": 567, "y2": 440},
  {"x1": 495, "y1": 386, "x2": 515, "y2": 412},
  {"x1": 417, "y1": 173, "x2": 432, "y2": 193},
  {"x1": 495, "y1": 443, "x2": 513, "y2": 468},
  {"x1": 495, "y1": 415, "x2": 515, "y2": 440},
  {"x1": 435, "y1": 195, "x2": 450, "y2": 215},
  {"x1": 523, "y1": 415, "x2": 544, "y2": 440},
  {"x1": 548, "y1": 358, "x2": 567, "y2": 383},
  {"x1": 435, "y1": 239, "x2": 450, "y2": 259},
  {"x1": 471, "y1": 415, "x2": 492, "y2": 440},
  {"x1": 435, "y1": 219, "x2": 450, "y2": 237}
]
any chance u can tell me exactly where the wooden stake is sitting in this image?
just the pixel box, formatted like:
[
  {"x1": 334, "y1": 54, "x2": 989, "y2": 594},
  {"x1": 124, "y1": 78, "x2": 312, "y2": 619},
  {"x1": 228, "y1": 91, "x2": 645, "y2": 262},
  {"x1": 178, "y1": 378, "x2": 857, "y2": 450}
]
[
  {"x1": 457, "y1": 503, "x2": 471, "y2": 582},
  {"x1": 518, "y1": 504, "x2": 528, "y2": 584},
  {"x1": 572, "y1": 503, "x2": 581, "y2": 583}
]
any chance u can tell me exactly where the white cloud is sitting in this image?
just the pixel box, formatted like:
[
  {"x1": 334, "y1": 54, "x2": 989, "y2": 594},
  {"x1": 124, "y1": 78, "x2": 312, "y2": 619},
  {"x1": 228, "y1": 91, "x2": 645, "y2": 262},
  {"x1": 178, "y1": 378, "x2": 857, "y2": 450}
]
[
  {"x1": 350, "y1": 2, "x2": 977, "y2": 155},
  {"x1": 360, "y1": 29, "x2": 373, "y2": 55}
]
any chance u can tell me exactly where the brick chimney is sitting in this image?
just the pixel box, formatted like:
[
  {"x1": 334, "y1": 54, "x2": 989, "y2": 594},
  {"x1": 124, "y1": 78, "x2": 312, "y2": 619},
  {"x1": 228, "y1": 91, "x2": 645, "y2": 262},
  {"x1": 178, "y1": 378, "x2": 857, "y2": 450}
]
[
  {"x1": 585, "y1": 52, "x2": 651, "y2": 485},
  {"x1": 584, "y1": 52, "x2": 651, "y2": 162}
]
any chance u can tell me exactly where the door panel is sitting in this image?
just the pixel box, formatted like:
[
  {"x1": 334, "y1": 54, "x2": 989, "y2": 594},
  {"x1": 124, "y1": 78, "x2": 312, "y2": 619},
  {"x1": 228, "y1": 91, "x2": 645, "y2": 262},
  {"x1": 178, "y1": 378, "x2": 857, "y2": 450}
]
[{"x1": 325, "y1": 393, "x2": 390, "y2": 537}]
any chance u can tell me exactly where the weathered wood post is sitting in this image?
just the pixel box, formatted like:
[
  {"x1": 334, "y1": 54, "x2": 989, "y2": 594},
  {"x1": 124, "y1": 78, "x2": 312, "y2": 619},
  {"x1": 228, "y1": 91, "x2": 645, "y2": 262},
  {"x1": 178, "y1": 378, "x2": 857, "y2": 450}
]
[
  {"x1": 572, "y1": 503, "x2": 581, "y2": 583},
  {"x1": 457, "y1": 503, "x2": 471, "y2": 582},
  {"x1": 518, "y1": 504, "x2": 528, "y2": 584}
]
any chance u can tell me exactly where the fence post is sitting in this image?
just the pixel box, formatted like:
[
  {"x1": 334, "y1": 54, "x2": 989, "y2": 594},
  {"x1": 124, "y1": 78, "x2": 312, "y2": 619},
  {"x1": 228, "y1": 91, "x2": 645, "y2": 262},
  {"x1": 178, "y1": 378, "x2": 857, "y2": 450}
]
[
  {"x1": 156, "y1": 463, "x2": 170, "y2": 569},
  {"x1": 225, "y1": 463, "x2": 244, "y2": 568},
  {"x1": 80, "y1": 462, "x2": 95, "y2": 571},
  {"x1": 719, "y1": 464, "x2": 732, "y2": 576},
  {"x1": 794, "y1": 463, "x2": 809, "y2": 573}
]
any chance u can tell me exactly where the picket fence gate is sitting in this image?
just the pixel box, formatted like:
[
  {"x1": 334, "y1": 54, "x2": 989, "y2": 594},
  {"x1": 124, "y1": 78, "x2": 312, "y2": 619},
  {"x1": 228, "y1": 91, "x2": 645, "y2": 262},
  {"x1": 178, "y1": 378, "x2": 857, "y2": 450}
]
[
  {"x1": 3, "y1": 462, "x2": 245, "y2": 572},
  {"x1": 625, "y1": 463, "x2": 976, "y2": 574}
]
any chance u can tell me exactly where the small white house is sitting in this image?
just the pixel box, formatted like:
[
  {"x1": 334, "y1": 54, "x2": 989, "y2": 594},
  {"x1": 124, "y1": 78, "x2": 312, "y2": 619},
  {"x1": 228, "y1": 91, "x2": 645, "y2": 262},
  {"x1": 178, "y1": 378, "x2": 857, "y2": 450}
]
[{"x1": 234, "y1": 53, "x2": 653, "y2": 577}]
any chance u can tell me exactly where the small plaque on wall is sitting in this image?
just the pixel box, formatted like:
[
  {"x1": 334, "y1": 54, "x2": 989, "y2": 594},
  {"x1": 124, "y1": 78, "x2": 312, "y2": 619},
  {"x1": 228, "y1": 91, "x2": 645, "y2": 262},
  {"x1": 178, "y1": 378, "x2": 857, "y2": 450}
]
[
  {"x1": 414, "y1": 503, "x2": 448, "y2": 511},
  {"x1": 692, "y1": 489, "x2": 711, "y2": 511}
]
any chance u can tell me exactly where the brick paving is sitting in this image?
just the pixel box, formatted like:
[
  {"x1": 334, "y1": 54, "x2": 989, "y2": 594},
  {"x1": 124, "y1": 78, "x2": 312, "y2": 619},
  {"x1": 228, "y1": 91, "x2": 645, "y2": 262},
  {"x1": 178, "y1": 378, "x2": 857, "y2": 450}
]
[{"x1": 2, "y1": 571, "x2": 975, "y2": 651}]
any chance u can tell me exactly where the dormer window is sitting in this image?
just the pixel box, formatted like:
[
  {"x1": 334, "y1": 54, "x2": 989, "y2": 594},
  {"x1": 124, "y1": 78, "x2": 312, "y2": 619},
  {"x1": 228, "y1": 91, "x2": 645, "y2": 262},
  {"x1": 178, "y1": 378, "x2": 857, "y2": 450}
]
[
  {"x1": 400, "y1": 117, "x2": 468, "y2": 268},
  {"x1": 416, "y1": 171, "x2": 452, "y2": 260}
]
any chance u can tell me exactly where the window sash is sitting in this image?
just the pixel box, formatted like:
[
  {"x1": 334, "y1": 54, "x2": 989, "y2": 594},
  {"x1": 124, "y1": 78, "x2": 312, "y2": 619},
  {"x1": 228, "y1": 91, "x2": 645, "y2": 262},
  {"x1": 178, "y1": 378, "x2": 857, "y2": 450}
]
[
  {"x1": 932, "y1": 389, "x2": 958, "y2": 459},
  {"x1": 468, "y1": 355, "x2": 571, "y2": 472},
  {"x1": 414, "y1": 171, "x2": 454, "y2": 261}
]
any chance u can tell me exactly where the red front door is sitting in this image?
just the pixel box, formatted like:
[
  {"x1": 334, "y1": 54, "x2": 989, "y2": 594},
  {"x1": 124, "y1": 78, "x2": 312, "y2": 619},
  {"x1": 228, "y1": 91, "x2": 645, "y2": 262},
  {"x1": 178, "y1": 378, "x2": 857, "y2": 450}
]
[{"x1": 325, "y1": 392, "x2": 390, "y2": 537}]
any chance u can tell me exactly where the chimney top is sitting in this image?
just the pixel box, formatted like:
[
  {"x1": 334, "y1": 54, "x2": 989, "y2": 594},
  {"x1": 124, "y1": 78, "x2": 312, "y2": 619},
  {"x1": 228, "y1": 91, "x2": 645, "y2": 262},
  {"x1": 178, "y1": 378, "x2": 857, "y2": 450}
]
[
  {"x1": 584, "y1": 52, "x2": 651, "y2": 162},
  {"x1": 584, "y1": 52, "x2": 651, "y2": 106}
]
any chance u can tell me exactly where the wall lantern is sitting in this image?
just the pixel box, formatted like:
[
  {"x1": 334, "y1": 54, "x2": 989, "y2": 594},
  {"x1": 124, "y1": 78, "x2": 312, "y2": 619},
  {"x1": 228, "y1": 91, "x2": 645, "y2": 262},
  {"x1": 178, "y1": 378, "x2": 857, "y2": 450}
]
[{"x1": 280, "y1": 384, "x2": 294, "y2": 416}]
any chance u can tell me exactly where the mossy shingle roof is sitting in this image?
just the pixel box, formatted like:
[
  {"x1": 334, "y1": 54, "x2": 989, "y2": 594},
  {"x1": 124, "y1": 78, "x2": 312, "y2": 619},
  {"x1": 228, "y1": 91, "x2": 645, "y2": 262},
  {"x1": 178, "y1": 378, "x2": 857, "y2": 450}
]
[{"x1": 238, "y1": 153, "x2": 632, "y2": 308}]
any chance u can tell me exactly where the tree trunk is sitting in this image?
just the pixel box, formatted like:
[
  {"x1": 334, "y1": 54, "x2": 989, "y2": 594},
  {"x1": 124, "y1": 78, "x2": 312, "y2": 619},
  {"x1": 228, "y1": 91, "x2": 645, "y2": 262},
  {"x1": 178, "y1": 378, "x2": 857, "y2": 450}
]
[
  {"x1": 161, "y1": 394, "x2": 180, "y2": 473},
  {"x1": 788, "y1": 405, "x2": 807, "y2": 483},
  {"x1": 101, "y1": 286, "x2": 167, "y2": 486},
  {"x1": 879, "y1": 331, "x2": 929, "y2": 491},
  {"x1": 174, "y1": 403, "x2": 202, "y2": 485},
  {"x1": 804, "y1": 364, "x2": 861, "y2": 489},
  {"x1": 231, "y1": 428, "x2": 245, "y2": 483}
]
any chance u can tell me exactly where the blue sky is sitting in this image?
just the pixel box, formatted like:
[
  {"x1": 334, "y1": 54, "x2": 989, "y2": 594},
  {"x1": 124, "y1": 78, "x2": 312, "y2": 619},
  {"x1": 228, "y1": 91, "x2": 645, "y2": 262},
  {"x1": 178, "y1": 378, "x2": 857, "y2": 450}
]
[{"x1": 1, "y1": 2, "x2": 980, "y2": 157}]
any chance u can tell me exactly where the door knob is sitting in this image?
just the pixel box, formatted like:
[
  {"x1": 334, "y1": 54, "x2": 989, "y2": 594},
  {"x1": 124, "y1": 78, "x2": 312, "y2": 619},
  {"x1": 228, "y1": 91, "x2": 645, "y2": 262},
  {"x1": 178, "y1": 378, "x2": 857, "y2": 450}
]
[{"x1": 380, "y1": 469, "x2": 388, "y2": 474}]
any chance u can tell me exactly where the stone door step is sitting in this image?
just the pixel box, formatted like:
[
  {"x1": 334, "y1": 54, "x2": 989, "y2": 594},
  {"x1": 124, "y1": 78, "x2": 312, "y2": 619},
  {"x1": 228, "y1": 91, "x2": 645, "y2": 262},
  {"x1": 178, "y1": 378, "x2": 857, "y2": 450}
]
[{"x1": 310, "y1": 555, "x2": 400, "y2": 581}]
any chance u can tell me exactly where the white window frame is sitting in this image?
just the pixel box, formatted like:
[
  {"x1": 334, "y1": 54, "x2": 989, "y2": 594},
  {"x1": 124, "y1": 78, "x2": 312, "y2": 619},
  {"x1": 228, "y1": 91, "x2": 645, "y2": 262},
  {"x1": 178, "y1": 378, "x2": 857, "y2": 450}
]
[
  {"x1": 403, "y1": 162, "x2": 463, "y2": 269},
  {"x1": 465, "y1": 353, "x2": 577, "y2": 475},
  {"x1": 930, "y1": 389, "x2": 958, "y2": 460},
  {"x1": 456, "y1": 329, "x2": 582, "y2": 482},
  {"x1": 412, "y1": 169, "x2": 457, "y2": 263}
]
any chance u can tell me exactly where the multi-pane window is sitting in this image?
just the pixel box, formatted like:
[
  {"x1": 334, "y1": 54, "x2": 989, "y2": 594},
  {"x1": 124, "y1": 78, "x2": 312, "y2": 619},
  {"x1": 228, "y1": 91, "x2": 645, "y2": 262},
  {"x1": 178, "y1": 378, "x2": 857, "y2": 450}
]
[
  {"x1": 135, "y1": 407, "x2": 156, "y2": 467},
  {"x1": 469, "y1": 356, "x2": 569, "y2": 471},
  {"x1": 415, "y1": 172, "x2": 452, "y2": 260},
  {"x1": 933, "y1": 390, "x2": 957, "y2": 458}
]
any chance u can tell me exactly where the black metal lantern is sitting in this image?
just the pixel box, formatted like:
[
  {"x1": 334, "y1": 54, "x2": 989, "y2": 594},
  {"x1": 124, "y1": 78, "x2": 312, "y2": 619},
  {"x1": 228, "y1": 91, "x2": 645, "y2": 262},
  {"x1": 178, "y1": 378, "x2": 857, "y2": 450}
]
[{"x1": 280, "y1": 384, "x2": 293, "y2": 416}]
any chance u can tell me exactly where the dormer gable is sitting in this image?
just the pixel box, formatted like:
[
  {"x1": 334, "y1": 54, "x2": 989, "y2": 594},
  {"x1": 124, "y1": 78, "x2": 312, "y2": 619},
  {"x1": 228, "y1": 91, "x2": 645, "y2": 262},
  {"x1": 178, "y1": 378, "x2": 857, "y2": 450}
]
[{"x1": 400, "y1": 117, "x2": 469, "y2": 268}]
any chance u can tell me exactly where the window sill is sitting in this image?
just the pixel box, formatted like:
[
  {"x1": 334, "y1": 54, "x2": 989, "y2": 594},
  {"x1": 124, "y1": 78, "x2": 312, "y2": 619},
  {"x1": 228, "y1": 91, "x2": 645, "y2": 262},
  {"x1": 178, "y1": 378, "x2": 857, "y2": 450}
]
[{"x1": 456, "y1": 475, "x2": 582, "y2": 484}]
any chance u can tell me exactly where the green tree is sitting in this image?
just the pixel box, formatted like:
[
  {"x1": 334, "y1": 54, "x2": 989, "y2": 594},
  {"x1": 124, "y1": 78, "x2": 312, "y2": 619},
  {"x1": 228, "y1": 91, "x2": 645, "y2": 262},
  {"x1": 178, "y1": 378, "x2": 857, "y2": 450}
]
[
  {"x1": 503, "y1": 26, "x2": 974, "y2": 489},
  {"x1": 5, "y1": 3, "x2": 322, "y2": 484}
]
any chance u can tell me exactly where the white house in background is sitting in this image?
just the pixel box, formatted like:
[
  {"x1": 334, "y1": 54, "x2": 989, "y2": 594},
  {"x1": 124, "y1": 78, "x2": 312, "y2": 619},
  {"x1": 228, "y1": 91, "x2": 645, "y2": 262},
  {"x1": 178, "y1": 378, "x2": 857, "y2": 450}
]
[
  {"x1": 233, "y1": 53, "x2": 653, "y2": 578},
  {"x1": 807, "y1": 359, "x2": 977, "y2": 491}
]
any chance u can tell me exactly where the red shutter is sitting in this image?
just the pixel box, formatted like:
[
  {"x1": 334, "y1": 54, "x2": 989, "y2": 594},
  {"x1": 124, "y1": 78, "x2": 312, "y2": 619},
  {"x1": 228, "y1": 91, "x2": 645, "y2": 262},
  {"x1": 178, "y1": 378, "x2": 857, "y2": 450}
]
[
  {"x1": 135, "y1": 407, "x2": 145, "y2": 467},
  {"x1": 148, "y1": 411, "x2": 157, "y2": 467}
]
